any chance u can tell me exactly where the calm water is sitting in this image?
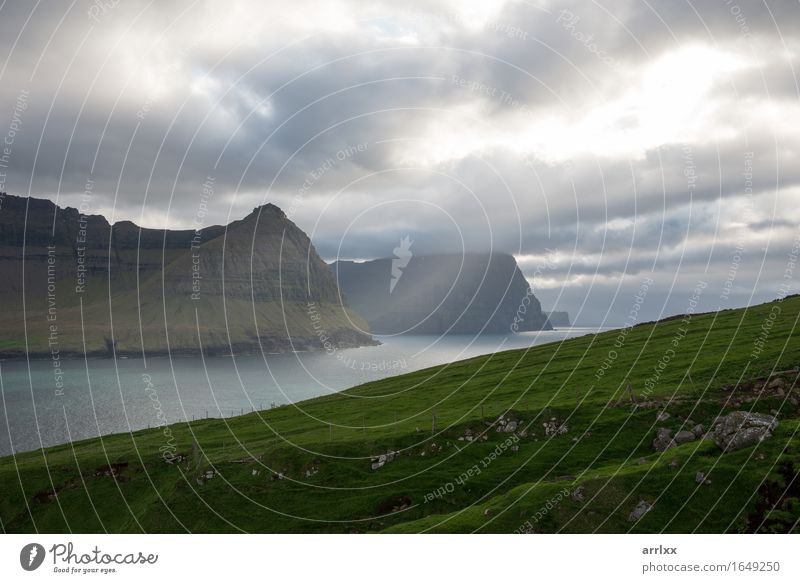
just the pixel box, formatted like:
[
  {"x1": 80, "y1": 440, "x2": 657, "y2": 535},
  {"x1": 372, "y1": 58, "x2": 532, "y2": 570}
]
[{"x1": 0, "y1": 328, "x2": 606, "y2": 456}]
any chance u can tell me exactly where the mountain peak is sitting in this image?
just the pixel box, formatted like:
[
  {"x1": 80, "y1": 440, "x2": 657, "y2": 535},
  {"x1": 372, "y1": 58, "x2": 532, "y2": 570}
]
[{"x1": 249, "y1": 202, "x2": 286, "y2": 220}]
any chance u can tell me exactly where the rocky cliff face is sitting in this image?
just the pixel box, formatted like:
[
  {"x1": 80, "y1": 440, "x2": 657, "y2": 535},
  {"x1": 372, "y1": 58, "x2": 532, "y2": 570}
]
[
  {"x1": 333, "y1": 253, "x2": 551, "y2": 334},
  {"x1": 0, "y1": 193, "x2": 374, "y2": 357}
]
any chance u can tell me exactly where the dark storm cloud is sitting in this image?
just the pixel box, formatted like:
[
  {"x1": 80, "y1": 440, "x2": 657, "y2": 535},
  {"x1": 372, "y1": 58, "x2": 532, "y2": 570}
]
[{"x1": 0, "y1": 0, "x2": 798, "y2": 323}]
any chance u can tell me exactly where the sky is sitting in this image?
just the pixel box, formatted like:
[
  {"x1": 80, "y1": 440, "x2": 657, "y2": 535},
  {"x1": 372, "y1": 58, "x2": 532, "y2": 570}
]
[{"x1": 0, "y1": 0, "x2": 798, "y2": 325}]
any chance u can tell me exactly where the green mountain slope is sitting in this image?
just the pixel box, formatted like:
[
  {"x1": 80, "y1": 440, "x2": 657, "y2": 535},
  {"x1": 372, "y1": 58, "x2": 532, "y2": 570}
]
[
  {"x1": 1, "y1": 296, "x2": 799, "y2": 533},
  {"x1": 0, "y1": 194, "x2": 374, "y2": 356}
]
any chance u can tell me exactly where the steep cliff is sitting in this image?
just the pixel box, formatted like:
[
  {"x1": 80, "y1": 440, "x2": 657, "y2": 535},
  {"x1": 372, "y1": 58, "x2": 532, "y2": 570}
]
[
  {"x1": 0, "y1": 193, "x2": 374, "y2": 357},
  {"x1": 333, "y1": 253, "x2": 552, "y2": 334}
]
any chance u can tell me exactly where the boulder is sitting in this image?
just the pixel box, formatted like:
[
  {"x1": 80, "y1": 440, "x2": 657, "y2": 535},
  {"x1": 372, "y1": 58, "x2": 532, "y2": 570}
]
[
  {"x1": 571, "y1": 485, "x2": 586, "y2": 502},
  {"x1": 768, "y1": 377, "x2": 785, "y2": 390},
  {"x1": 674, "y1": 430, "x2": 696, "y2": 444},
  {"x1": 656, "y1": 411, "x2": 670, "y2": 422},
  {"x1": 628, "y1": 500, "x2": 652, "y2": 522},
  {"x1": 712, "y1": 411, "x2": 778, "y2": 452},
  {"x1": 652, "y1": 428, "x2": 675, "y2": 452},
  {"x1": 692, "y1": 424, "x2": 705, "y2": 437}
]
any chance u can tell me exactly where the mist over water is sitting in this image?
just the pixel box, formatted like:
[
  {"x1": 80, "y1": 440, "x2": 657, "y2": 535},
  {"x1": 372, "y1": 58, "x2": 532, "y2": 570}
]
[{"x1": 0, "y1": 328, "x2": 606, "y2": 456}]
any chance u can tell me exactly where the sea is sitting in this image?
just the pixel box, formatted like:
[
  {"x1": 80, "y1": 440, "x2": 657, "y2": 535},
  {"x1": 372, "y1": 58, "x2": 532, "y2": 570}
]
[{"x1": 0, "y1": 328, "x2": 608, "y2": 456}]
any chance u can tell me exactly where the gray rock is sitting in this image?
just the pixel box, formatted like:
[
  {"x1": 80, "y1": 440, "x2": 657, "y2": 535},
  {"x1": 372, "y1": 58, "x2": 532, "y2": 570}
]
[
  {"x1": 653, "y1": 427, "x2": 675, "y2": 452},
  {"x1": 571, "y1": 485, "x2": 585, "y2": 502},
  {"x1": 712, "y1": 411, "x2": 779, "y2": 452},
  {"x1": 692, "y1": 424, "x2": 705, "y2": 437},
  {"x1": 695, "y1": 471, "x2": 706, "y2": 484},
  {"x1": 628, "y1": 500, "x2": 652, "y2": 522},
  {"x1": 656, "y1": 411, "x2": 671, "y2": 422},
  {"x1": 505, "y1": 421, "x2": 518, "y2": 433},
  {"x1": 674, "y1": 430, "x2": 696, "y2": 444},
  {"x1": 768, "y1": 377, "x2": 785, "y2": 390}
]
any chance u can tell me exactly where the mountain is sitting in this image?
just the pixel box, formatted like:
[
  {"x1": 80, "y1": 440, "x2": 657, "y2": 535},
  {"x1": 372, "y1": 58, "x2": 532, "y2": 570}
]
[
  {"x1": 333, "y1": 253, "x2": 552, "y2": 334},
  {"x1": 1, "y1": 296, "x2": 798, "y2": 533},
  {"x1": 545, "y1": 311, "x2": 571, "y2": 327},
  {"x1": 0, "y1": 193, "x2": 375, "y2": 357}
]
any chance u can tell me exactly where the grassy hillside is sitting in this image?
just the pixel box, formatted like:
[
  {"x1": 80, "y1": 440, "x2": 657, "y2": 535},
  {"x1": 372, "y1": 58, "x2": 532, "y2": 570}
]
[{"x1": 1, "y1": 296, "x2": 799, "y2": 533}]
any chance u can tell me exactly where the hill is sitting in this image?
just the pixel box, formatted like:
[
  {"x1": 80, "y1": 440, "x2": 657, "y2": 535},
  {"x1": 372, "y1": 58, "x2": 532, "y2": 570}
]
[
  {"x1": 333, "y1": 253, "x2": 552, "y2": 334},
  {"x1": 0, "y1": 295, "x2": 798, "y2": 533},
  {"x1": 0, "y1": 193, "x2": 374, "y2": 357}
]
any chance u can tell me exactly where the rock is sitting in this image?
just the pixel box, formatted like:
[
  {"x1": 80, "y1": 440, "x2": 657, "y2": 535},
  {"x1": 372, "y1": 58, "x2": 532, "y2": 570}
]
[
  {"x1": 695, "y1": 471, "x2": 706, "y2": 484},
  {"x1": 652, "y1": 428, "x2": 675, "y2": 452},
  {"x1": 483, "y1": 508, "x2": 492, "y2": 516},
  {"x1": 628, "y1": 500, "x2": 652, "y2": 522},
  {"x1": 712, "y1": 411, "x2": 779, "y2": 451},
  {"x1": 669, "y1": 459, "x2": 681, "y2": 470},
  {"x1": 656, "y1": 411, "x2": 671, "y2": 422},
  {"x1": 571, "y1": 486, "x2": 586, "y2": 502},
  {"x1": 692, "y1": 424, "x2": 705, "y2": 437},
  {"x1": 674, "y1": 430, "x2": 696, "y2": 444},
  {"x1": 505, "y1": 421, "x2": 518, "y2": 433},
  {"x1": 636, "y1": 457, "x2": 647, "y2": 465},
  {"x1": 768, "y1": 377, "x2": 785, "y2": 390}
]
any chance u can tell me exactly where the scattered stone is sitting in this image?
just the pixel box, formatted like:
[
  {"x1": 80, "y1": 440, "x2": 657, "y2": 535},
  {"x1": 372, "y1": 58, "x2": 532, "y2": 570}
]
[
  {"x1": 571, "y1": 485, "x2": 586, "y2": 502},
  {"x1": 768, "y1": 377, "x2": 786, "y2": 390},
  {"x1": 652, "y1": 428, "x2": 675, "y2": 452},
  {"x1": 692, "y1": 424, "x2": 705, "y2": 438},
  {"x1": 251, "y1": 469, "x2": 260, "y2": 476},
  {"x1": 712, "y1": 411, "x2": 779, "y2": 452},
  {"x1": 628, "y1": 500, "x2": 652, "y2": 522},
  {"x1": 695, "y1": 471, "x2": 707, "y2": 484},
  {"x1": 543, "y1": 418, "x2": 569, "y2": 437},
  {"x1": 674, "y1": 430, "x2": 696, "y2": 445},
  {"x1": 656, "y1": 411, "x2": 670, "y2": 422}
]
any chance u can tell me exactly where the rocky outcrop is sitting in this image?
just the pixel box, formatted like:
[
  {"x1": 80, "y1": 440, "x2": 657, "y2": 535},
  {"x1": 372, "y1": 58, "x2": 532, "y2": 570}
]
[
  {"x1": 333, "y1": 253, "x2": 552, "y2": 334},
  {"x1": 712, "y1": 412, "x2": 779, "y2": 452},
  {"x1": 652, "y1": 427, "x2": 675, "y2": 452}
]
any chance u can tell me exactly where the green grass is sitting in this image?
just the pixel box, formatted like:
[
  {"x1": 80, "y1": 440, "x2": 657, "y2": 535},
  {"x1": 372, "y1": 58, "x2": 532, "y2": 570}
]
[{"x1": 1, "y1": 296, "x2": 799, "y2": 533}]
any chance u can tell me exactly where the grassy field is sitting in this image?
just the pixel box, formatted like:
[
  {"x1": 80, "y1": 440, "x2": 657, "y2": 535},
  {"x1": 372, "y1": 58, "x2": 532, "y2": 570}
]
[{"x1": 1, "y1": 296, "x2": 799, "y2": 533}]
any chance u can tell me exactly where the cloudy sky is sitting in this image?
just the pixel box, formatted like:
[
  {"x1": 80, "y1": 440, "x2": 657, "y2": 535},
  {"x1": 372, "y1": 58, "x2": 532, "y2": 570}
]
[{"x1": 1, "y1": 0, "x2": 798, "y2": 325}]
